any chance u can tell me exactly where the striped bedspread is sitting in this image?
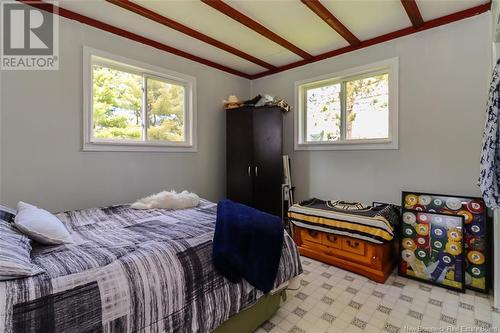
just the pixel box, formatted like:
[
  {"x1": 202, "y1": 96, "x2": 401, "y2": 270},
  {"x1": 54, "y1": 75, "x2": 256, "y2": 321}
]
[
  {"x1": 0, "y1": 200, "x2": 302, "y2": 333},
  {"x1": 288, "y1": 199, "x2": 399, "y2": 244}
]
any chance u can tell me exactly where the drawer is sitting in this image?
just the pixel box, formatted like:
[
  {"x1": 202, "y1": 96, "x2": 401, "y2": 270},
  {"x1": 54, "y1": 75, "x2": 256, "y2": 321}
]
[
  {"x1": 300, "y1": 229, "x2": 322, "y2": 245},
  {"x1": 341, "y1": 238, "x2": 366, "y2": 256},
  {"x1": 322, "y1": 233, "x2": 342, "y2": 249}
]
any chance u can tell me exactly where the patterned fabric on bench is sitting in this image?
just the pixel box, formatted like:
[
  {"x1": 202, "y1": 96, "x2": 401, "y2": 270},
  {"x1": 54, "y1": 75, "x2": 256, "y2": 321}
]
[{"x1": 288, "y1": 198, "x2": 399, "y2": 244}]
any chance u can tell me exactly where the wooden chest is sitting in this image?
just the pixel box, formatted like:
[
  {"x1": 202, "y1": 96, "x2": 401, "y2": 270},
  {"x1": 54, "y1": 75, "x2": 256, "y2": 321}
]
[{"x1": 292, "y1": 225, "x2": 396, "y2": 283}]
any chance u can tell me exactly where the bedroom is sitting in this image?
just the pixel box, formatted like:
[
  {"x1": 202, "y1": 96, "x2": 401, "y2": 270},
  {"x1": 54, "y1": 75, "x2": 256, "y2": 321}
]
[{"x1": 0, "y1": 0, "x2": 497, "y2": 332}]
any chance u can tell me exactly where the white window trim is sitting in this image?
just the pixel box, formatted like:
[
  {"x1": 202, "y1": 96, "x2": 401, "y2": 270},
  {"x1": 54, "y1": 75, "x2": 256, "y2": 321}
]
[
  {"x1": 294, "y1": 57, "x2": 399, "y2": 151},
  {"x1": 83, "y1": 46, "x2": 197, "y2": 152}
]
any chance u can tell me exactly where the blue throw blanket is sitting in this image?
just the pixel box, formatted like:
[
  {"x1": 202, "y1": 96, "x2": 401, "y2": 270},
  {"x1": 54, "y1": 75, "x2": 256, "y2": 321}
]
[{"x1": 213, "y1": 200, "x2": 284, "y2": 293}]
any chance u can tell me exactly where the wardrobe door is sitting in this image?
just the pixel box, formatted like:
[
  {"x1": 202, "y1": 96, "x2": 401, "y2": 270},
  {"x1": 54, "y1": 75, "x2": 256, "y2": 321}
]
[
  {"x1": 227, "y1": 108, "x2": 254, "y2": 206},
  {"x1": 252, "y1": 108, "x2": 283, "y2": 216}
]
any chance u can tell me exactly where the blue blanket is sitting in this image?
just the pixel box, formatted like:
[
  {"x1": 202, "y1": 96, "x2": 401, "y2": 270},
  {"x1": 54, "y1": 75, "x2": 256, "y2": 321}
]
[{"x1": 213, "y1": 200, "x2": 284, "y2": 293}]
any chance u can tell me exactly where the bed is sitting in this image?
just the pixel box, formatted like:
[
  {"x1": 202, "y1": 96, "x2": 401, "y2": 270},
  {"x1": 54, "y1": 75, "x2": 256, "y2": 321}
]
[
  {"x1": 288, "y1": 199, "x2": 398, "y2": 283},
  {"x1": 0, "y1": 199, "x2": 302, "y2": 333}
]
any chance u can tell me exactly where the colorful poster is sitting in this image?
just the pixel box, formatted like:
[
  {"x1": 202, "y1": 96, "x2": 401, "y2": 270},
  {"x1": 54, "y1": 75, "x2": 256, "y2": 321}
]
[
  {"x1": 399, "y1": 209, "x2": 465, "y2": 292},
  {"x1": 402, "y1": 192, "x2": 488, "y2": 293}
]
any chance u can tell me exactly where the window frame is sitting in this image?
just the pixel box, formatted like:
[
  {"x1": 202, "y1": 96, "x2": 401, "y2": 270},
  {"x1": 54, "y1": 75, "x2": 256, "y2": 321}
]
[
  {"x1": 294, "y1": 58, "x2": 398, "y2": 151},
  {"x1": 83, "y1": 47, "x2": 197, "y2": 152}
]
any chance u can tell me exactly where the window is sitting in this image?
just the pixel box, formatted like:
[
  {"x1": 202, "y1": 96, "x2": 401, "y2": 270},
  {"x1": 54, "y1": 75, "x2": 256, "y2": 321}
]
[
  {"x1": 295, "y1": 58, "x2": 398, "y2": 150},
  {"x1": 83, "y1": 47, "x2": 196, "y2": 152}
]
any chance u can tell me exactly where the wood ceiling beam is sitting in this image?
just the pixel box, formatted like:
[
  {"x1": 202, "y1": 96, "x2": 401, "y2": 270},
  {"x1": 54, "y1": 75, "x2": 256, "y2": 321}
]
[
  {"x1": 300, "y1": 0, "x2": 360, "y2": 46},
  {"x1": 106, "y1": 0, "x2": 276, "y2": 70},
  {"x1": 201, "y1": 0, "x2": 313, "y2": 60},
  {"x1": 17, "y1": 0, "x2": 253, "y2": 79},
  {"x1": 251, "y1": 2, "x2": 491, "y2": 79},
  {"x1": 401, "y1": 0, "x2": 424, "y2": 28}
]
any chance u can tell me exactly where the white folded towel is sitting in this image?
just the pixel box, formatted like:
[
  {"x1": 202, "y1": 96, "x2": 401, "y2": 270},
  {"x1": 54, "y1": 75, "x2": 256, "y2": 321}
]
[{"x1": 131, "y1": 190, "x2": 200, "y2": 210}]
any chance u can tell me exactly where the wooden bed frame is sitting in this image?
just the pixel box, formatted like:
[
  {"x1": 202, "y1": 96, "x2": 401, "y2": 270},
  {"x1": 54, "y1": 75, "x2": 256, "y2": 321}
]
[{"x1": 292, "y1": 225, "x2": 396, "y2": 283}]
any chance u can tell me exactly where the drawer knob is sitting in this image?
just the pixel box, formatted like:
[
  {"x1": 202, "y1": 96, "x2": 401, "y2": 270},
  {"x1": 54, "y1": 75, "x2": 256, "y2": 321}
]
[
  {"x1": 327, "y1": 235, "x2": 337, "y2": 242},
  {"x1": 308, "y1": 230, "x2": 319, "y2": 237},
  {"x1": 347, "y1": 240, "x2": 359, "y2": 248}
]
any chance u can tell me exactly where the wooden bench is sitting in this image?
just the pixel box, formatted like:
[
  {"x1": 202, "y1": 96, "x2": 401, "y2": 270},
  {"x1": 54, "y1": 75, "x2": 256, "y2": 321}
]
[{"x1": 292, "y1": 225, "x2": 397, "y2": 283}]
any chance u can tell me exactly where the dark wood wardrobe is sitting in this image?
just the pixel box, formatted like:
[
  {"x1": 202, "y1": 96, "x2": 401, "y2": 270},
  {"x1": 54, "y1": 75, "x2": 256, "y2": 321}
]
[{"x1": 226, "y1": 106, "x2": 283, "y2": 216}]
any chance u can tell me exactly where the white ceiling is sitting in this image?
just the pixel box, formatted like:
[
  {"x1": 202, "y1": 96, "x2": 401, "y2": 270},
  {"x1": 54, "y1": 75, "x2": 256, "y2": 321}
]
[
  {"x1": 320, "y1": 0, "x2": 411, "y2": 41},
  {"x1": 134, "y1": 0, "x2": 302, "y2": 66},
  {"x1": 227, "y1": 0, "x2": 349, "y2": 55},
  {"x1": 58, "y1": 0, "x2": 490, "y2": 77},
  {"x1": 417, "y1": 0, "x2": 487, "y2": 21}
]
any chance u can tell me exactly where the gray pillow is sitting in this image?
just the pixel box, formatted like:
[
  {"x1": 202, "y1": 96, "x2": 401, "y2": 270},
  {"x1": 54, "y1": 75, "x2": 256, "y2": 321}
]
[
  {"x1": 0, "y1": 204, "x2": 15, "y2": 223},
  {"x1": 0, "y1": 219, "x2": 42, "y2": 280}
]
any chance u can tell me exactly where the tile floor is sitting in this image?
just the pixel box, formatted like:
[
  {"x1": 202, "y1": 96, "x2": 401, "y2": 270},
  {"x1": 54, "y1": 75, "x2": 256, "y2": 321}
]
[{"x1": 255, "y1": 257, "x2": 498, "y2": 333}]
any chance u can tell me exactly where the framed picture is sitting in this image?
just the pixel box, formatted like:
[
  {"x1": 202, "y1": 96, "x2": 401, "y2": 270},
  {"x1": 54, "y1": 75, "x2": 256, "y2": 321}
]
[
  {"x1": 399, "y1": 209, "x2": 465, "y2": 292},
  {"x1": 402, "y1": 192, "x2": 489, "y2": 293}
]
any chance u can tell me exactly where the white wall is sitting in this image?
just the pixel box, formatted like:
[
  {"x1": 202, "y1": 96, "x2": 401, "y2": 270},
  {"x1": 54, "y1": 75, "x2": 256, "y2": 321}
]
[
  {"x1": 0, "y1": 16, "x2": 250, "y2": 212},
  {"x1": 251, "y1": 13, "x2": 492, "y2": 205},
  {"x1": 492, "y1": 0, "x2": 500, "y2": 42}
]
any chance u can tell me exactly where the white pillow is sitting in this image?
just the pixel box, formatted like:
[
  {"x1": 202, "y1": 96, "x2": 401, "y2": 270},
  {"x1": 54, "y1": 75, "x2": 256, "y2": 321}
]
[
  {"x1": 14, "y1": 202, "x2": 73, "y2": 245},
  {"x1": 0, "y1": 219, "x2": 42, "y2": 280}
]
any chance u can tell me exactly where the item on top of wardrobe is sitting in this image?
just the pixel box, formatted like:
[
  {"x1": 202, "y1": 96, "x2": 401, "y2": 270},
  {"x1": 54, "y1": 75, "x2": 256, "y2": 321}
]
[
  {"x1": 274, "y1": 98, "x2": 291, "y2": 112},
  {"x1": 255, "y1": 94, "x2": 291, "y2": 112},
  {"x1": 254, "y1": 94, "x2": 275, "y2": 107},
  {"x1": 223, "y1": 95, "x2": 242, "y2": 109},
  {"x1": 288, "y1": 198, "x2": 399, "y2": 244},
  {"x1": 242, "y1": 95, "x2": 262, "y2": 106},
  {"x1": 402, "y1": 191, "x2": 489, "y2": 293}
]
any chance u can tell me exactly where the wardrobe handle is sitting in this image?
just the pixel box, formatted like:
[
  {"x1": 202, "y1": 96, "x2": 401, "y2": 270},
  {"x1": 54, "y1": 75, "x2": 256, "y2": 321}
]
[
  {"x1": 248, "y1": 166, "x2": 251, "y2": 177},
  {"x1": 255, "y1": 166, "x2": 258, "y2": 177}
]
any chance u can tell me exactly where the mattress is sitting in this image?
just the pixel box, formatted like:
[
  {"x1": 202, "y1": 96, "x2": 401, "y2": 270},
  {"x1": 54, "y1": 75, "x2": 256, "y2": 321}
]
[
  {"x1": 288, "y1": 198, "x2": 399, "y2": 244},
  {"x1": 0, "y1": 200, "x2": 302, "y2": 333}
]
